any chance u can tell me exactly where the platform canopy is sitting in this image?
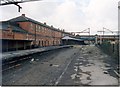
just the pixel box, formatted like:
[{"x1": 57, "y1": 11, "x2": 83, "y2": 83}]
[{"x1": 62, "y1": 36, "x2": 83, "y2": 41}]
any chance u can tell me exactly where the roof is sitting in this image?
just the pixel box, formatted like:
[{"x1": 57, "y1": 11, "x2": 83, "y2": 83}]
[
  {"x1": 9, "y1": 14, "x2": 62, "y2": 32},
  {"x1": 0, "y1": 21, "x2": 28, "y2": 33},
  {"x1": 62, "y1": 36, "x2": 83, "y2": 41},
  {"x1": 79, "y1": 37, "x2": 95, "y2": 40}
]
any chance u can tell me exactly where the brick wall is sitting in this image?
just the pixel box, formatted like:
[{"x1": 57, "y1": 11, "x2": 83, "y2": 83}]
[
  {"x1": 1, "y1": 30, "x2": 14, "y2": 40},
  {"x1": 14, "y1": 32, "x2": 27, "y2": 40},
  {"x1": 18, "y1": 20, "x2": 62, "y2": 46},
  {"x1": 1, "y1": 15, "x2": 65, "y2": 51}
]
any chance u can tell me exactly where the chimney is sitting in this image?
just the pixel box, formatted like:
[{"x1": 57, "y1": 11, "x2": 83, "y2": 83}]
[
  {"x1": 22, "y1": 14, "x2": 25, "y2": 17},
  {"x1": 51, "y1": 25, "x2": 53, "y2": 28},
  {"x1": 44, "y1": 22, "x2": 46, "y2": 25}
]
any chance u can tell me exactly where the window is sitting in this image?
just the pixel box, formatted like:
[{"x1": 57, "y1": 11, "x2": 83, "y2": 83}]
[
  {"x1": 36, "y1": 25, "x2": 37, "y2": 28},
  {"x1": 30, "y1": 23, "x2": 33, "y2": 30},
  {"x1": 39, "y1": 41, "x2": 40, "y2": 46},
  {"x1": 44, "y1": 28, "x2": 46, "y2": 33},
  {"x1": 39, "y1": 26, "x2": 41, "y2": 32},
  {"x1": 36, "y1": 25, "x2": 38, "y2": 32},
  {"x1": 40, "y1": 26, "x2": 42, "y2": 30},
  {"x1": 42, "y1": 27, "x2": 44, "y2": 32}
]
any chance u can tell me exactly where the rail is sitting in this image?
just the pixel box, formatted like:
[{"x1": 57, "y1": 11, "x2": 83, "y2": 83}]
[{"x1": 1, "y1": 45, "x2": 73, "y2": 72}]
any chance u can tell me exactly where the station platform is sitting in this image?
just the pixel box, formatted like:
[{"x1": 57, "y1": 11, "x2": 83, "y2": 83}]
[{"x1": 1, "y1": 45, "x2": 73, "y2": 61}]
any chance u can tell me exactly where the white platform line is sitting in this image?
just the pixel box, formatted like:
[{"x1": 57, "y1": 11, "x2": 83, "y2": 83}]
[
  {"x1": 114, "y1": 70, "x2": 120, "y2": 77},
  {"x1": 55, "y1": 56, "x2": 74, "y2": 85}
]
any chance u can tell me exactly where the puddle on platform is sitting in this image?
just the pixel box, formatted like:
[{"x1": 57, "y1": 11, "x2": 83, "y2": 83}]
[
  {"x1": 71, "y1": 73, "x2": 77, "y2": 79},
  {"x1": 52, "y1": 64, "x2": 59, "y2": 67}
]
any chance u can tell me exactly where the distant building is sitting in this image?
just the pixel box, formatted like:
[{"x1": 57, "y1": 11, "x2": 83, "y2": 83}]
[
  {"x1": 0, "y1": 14, "x2": 72, "y2": 52},
  {"x1": 62, "y1": 36, "x2": 85, "y2": 45}
]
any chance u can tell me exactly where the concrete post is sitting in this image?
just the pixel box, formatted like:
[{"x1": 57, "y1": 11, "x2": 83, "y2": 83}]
[
  {"x1": 95, "y1": 35, "x2": 98, "y2": 45},
  {"x1": 100, "y1": 35, "x2": 102, "y2": 44},
  {"x1": 24, "y1": 42, "x2": 26, "y2": 50},
  {"x1": 6, "y1": 41, "x2": 8, "y2": 52},
  {"x1": 16, "y1": 41, "x2": 18, "y2": 51}
]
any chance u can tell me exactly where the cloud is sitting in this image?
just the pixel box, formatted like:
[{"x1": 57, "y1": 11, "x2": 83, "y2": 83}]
[
  {"x1": 82, "y1": 0, "x2": 119, "y2": 34},
  {"x1": 46, "y1": 0, "x2": 88, "y2": 31},
  {"x1": 0, "y1": 0, "x2": 119, "y2": 35},
  {"x1": 45, "y1": 0, "x2": 119, "y2": 34},
  {"x1": 0, "y1": 4, "x2": 21, "y2": 21},
  {"x1": 20, "y1": 1, "x2": 59, "y2": 21}
]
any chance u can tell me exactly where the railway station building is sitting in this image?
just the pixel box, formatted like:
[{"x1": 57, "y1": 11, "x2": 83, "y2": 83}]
[{"x1": 0, "y1": 14, "x2": 71, "y2": 52}]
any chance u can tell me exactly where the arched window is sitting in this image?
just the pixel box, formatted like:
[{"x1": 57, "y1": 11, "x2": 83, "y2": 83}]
[
  {"x1": 47, "y1": 41, "x2": 49, "y2": 46},
  {"x1": 53, "y1": 41, "x2": 54, "y2": 46},
  {"x1": 39, "y1": 41, "x2": 40, "y2": 46},
  {"x1": 42, "y1": 40, "x2": 44, "y2": 47}
]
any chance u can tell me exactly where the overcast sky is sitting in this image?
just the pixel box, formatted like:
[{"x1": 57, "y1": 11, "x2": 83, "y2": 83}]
[{"x1": 0, "y1": 0, "x2": 119, "y2": 35}]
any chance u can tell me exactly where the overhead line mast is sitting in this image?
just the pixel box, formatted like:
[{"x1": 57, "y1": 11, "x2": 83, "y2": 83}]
[{"x1": 0, "y1": 0, "x2": 42, "y2": 12}]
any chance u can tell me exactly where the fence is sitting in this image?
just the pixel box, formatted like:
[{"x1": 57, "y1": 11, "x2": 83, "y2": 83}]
[{"x1": 99, "y1": 41, "x2": 119, "y2": 62}]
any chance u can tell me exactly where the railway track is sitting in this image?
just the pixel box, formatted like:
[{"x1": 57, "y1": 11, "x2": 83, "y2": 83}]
[
  {"x1": 2, "y1": 47, "x2": 72, "y2": 72},
  {"x1": 2, "y1": 55, "x2": 33, "y2": 72}
]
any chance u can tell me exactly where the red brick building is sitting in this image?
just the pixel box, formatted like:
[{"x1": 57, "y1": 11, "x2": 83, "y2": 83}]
[{"x1": 0, "y1": 14, "x2": 66, "y2": 52}]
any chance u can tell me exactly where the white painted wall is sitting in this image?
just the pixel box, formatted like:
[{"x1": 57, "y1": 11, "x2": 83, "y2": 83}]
[
  {"x1": 118, "y1": 1, "x2": 120, "y2": 65},
  {"x1": 118, "y1": 1, "x2": 120, "y2": 31}
]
